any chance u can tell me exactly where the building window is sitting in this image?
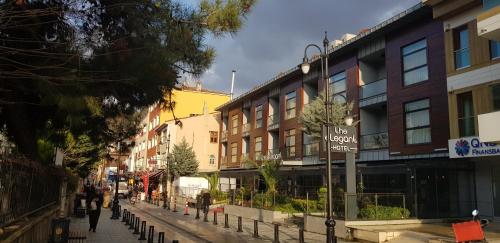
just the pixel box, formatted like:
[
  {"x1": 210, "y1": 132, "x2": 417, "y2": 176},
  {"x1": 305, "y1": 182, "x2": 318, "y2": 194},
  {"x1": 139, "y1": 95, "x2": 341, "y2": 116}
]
[
  {"x1": 454, "y1": 26, "x2": 470, "y2": 69},
  {"x1": 210, "y1": 131, "x2": 218, "y2": 143},
  {"x1": 402, "y1": 39, "x2": 428, "y2": 86},
  {"x1": 493, "y1": 84, "x2": 500, "y2": 111},
  {"x1": 231, "y1": 114, "x2": 238, "y2": 135},
  {"x1": 330, "y1": 71, "x2": 347, "y2": 103},
  {"x1": 490, "y1": 41, "x2": 500, "y2": 60},
  {"x1": 231, "y1": 142, "x2": 237, "y2": 163},
  {"x1": 405, "y1": 99, "x2": 431, "y2": 144},
  {"x1": 255, "y1": 136, "x2": 262, "y2": 160},
  {"x1": 209, "y1": 155, "x2": 215, "y2": 165},
  {"x1": 285, "y1": 91, "x2": 296, "y2": 119},
  {"x1": 255, "y1": 105, "x2": 263, "y2": 128},
  {"x1": 285, "y1": 129, "x2": 296, "y2": 157},
  {"x1": 457, "y1": 92, "x2": 475, "y2": 137}
]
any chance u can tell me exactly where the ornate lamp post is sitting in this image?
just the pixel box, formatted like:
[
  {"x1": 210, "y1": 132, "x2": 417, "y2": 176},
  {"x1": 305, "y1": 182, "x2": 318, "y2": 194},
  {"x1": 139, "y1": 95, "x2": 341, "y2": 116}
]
[
  {"x1": 162, "y1": 134, "x2": 171, "y2": 210},
  {"x1": 301, "y1": 32, "x2": 353, "y2": 243},
  {"x1": 111, "y1": 142, "x2": 122, "y2": 220}
]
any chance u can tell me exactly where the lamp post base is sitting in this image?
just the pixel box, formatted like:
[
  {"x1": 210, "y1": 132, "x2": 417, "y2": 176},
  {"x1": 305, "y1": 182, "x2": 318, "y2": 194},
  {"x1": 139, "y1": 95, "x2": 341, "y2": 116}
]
[
  {"x1": 325, "y1": 217, "x2": 336, "y2": 243},
  {"x1": 110, "y1": 198, "x2": 120, "y2": 220}
]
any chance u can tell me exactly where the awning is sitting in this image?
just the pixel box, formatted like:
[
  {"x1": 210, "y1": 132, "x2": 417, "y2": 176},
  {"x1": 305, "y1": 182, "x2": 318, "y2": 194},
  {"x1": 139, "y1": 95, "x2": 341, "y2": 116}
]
[{"x1": 148, "y1": 169, "x2": 165, "y2": 179}]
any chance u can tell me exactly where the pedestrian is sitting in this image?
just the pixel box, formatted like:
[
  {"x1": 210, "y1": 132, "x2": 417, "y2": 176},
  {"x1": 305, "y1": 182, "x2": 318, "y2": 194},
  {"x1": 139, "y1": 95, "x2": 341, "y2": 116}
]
[
  {"x1": 202, "y1": 191, "x2": 211, "y2": 214},
  {"x1": 87, "y1": 186, "x2": 103, "y2": 232}
]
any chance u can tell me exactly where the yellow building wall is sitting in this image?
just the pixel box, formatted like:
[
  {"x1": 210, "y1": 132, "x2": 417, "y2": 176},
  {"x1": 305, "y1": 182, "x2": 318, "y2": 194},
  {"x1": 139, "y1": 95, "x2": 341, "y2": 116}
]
[{"x1": 160, "y1": 89, "x2": 230, "y2": 123}]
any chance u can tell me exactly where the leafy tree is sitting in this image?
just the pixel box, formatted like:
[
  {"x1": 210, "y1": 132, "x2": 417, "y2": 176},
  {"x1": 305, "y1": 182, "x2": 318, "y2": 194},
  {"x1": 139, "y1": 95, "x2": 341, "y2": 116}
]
[
  {"x1": 245, "y1": 159, "x2": 281, "y2": 194},
  {"x1": 168, "y1": 138, "x2": 199, "y2": 178},
  {"x1": 204, "y1": 172, "x2": 220, "y2": 195},
  {"x1": 300, "y1": 91, "x2": 355, "y2": 139}
]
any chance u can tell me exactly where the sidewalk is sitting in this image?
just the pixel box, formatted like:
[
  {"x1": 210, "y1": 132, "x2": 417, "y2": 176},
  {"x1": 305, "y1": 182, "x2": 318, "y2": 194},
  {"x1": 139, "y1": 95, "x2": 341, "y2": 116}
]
[{"x1": 69, "y1": 206, "x2": 143, "y2": 243}]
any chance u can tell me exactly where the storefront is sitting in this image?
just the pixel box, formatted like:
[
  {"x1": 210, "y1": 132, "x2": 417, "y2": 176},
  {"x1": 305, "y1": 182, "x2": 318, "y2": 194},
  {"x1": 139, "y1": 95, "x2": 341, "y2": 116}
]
[{"x1": 449, "y1": 136, "x2": 500, "y2": 220}]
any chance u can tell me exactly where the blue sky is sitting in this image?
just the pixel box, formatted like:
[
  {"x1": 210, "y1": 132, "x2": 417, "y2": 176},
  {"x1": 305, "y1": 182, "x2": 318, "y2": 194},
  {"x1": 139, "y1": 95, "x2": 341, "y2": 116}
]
[{"x1": 182, "y1": 0, "x2": 420, "y2": 97}]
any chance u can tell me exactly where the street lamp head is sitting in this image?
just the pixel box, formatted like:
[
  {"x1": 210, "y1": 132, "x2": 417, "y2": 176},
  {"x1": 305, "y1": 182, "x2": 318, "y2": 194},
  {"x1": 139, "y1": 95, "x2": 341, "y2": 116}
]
[
  {"x1": 301, "y1": 57, "x2": 310, "y2": 74},
  {"x1": 344, "y1": 111, "x2": 354, "y2": 126}
]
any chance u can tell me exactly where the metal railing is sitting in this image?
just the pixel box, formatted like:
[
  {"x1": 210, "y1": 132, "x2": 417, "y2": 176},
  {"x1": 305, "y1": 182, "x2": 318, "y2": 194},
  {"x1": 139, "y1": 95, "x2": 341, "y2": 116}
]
[
  {"x1": 0, "y1": 159, "x2": 61, "y2": 227},
  {"x1": 360, "y1": 132, "x2": 389, "y2": 150},
  {"x1": 267, "y1": 113, "x2": 280, "y2": 129},
  {"x1": 303, "y1": 142, "x2": 320, "y2": 156},
  {"x1": 221, "y1": 130, "x2": 228, "y2": 141},
  {"x1": 242, "y1": 123, "x2": 250, "y2": 135},
  {"x1": 359, "y1": 78, "x2": 386, "y2": 100}
]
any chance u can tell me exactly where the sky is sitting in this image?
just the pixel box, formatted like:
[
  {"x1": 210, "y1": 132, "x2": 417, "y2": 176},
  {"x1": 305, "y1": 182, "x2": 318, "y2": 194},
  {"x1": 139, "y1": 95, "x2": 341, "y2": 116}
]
[{"x1": 185, "y1": 0, "x2": 420, "y2": 97}]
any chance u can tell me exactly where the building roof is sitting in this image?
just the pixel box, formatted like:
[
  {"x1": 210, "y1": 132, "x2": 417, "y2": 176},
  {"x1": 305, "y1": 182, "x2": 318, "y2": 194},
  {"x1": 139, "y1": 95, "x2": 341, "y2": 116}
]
[
  {"x1": 216, "y1": 2, "x2": 428, "y2": 111},
  {"x1": 174, "y1": 84, "x2": 230, "y2": 96}
]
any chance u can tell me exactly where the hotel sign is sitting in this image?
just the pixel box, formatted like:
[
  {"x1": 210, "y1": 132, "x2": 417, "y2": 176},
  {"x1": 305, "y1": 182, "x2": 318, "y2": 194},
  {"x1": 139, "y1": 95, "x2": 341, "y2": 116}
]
[
  {"x1": 449, "y1": 136, "x2": 500, "y2": 158},
  {"x1": 323, "y1": 125, "x2": 358, "y2": 153}
]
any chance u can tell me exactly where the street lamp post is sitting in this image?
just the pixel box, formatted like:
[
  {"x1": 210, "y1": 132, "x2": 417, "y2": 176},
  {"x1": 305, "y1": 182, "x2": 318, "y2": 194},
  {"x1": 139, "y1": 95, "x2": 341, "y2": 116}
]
[
  {"x1": 111, "y1": 142, "x2": 122, "y2": 220},
  {"x1": 162, "y1": 134, "x2": 171, "y2": 210}
]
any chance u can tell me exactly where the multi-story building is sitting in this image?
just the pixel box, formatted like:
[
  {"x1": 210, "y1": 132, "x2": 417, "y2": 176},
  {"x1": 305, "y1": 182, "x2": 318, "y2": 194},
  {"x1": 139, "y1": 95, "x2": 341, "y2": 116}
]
[
  {"x1": 424, "y1": 0, "x2": 500, "y2": 219},
  {"x1": 217, "y1": 3, "x2": 476, "y2": 219}
]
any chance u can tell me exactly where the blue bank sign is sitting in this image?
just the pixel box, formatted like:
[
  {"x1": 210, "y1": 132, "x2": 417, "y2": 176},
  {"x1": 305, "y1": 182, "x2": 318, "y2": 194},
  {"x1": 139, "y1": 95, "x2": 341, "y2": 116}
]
[{"x1": 449, "y1": 137, "x2": 500, "y2": 158}]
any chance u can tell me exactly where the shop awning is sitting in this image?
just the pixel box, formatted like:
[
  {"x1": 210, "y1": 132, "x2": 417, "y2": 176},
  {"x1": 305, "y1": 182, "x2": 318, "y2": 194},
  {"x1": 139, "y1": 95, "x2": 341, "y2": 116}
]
[{"x1": 148, "y1": 169, "x2": 165, "y2": 179}]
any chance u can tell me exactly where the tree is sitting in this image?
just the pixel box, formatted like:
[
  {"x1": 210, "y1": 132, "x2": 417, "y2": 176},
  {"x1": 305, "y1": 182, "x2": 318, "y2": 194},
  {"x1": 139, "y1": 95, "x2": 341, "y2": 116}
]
[
  {"x1": 204, "y1": 172, "x2": 220, "y2": 196},
  {"x1": 300, "y1": 91, "x2": 355, "y2": 139},
  {"x1": 245, "y1": 159, "x2": 281, "y2": 194},
  {"x1": 168, "y1": 138, "x2": 199, "y2": 178}
]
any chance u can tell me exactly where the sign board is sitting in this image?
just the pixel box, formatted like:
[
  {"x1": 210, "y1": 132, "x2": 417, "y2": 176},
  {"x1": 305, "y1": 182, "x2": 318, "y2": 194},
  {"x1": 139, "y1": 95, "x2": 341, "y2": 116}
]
[
  {"x1": 323, "y1": 125, "x2": 358, "y2": 153},
  {"x1": 478, "y1": 111, "x2": 500, "y2": 143},
  {"x1": 258, "y1": 153, "x2": 282, "y2": 161},
  {"x1": 449, "y1": 136, "x2": 500, "y2": 158}
]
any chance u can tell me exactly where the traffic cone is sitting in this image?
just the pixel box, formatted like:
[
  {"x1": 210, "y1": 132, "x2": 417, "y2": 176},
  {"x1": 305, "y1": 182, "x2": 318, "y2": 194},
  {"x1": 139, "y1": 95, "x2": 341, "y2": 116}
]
[{"x1": 184, "y1": 199, "x2": 189, "y2": 215}]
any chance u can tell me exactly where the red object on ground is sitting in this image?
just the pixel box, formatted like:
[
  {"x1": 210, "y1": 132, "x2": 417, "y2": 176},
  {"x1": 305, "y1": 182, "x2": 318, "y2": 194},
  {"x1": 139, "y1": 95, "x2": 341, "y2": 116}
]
[
  {"x1": 452, "y1": 220, "x2": 485, "y2": 242},
  {"x1": 184, "y1": 199, "x2": 189, "y2": 215},
  {"x1": 209, "y1": 207, "x2": 224, "y2": 213}
]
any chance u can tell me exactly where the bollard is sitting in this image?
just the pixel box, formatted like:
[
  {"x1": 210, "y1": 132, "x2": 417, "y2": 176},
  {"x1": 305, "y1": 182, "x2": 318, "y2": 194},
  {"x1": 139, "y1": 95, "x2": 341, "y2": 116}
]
[
  {"x1": 172, "y1": 197, "x2": 178, "y2": 212},
  {"x1": 299, "y1": 227, "x2": 304, "y2": 243},
  {"x1": 129, "y1": 214, "x2": 135, "y2": 229},
  {"x1": 172, "y1": 241, "x2": 179, "y2": 243},
  {"x1": 158, "y1": 232, "x2": 165, "y2": 243},
  {"x1": 125, "y1": 212, "x2": 130, "y2": 225},
  {"x1": 203, "y1": 211, "x2": 208, "y2": 222},
  {"x1": 213, "y1": 211, "x2": 218, "y2": 225},
  {"x1": 253, "y1": 219, "x2": 259, "y2": 238},
  {"x1": 224, "y1": 214, "x2": 229, "y2": 228},
  {"x1": 195, "y1": 207, "x2": 200, "y2": 219},
  {"x1": 148, "y1": 225, "x2": 154, "y2": 243},
  {"x1": 274, "y1": 223, "x2": 280, "y2": 243},
  {"x1": 119, "y1": 205, "x2": 122, "y2": 217},
  {"x1": 134, "y1": 217, "x2": 140, "y2": 234},
  {"x1": 184, "y1": 199, "x2": 189, "y2": 215},
  {"x1": 138, "y1": 221, "x2": 147, "y2": 240},
  {"x1": 237, "y1": 216, "x2": 243, "y2": 232},
  {"x1": 122, "y1": 209, "x2": 127, "y2": 222}
]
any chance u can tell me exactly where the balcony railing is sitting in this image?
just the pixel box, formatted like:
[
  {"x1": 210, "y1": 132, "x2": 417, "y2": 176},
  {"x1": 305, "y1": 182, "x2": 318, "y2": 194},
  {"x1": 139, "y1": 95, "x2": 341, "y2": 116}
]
[
  {"x1": 303, "y1": 142, "x2": 320, "y2": 156},
  {"x1": 360, "y1": 132, "x2": 389, "y2": 150},
  {"x1": 221, "y1": 130, "x2": 228, "y2": 142},
  {"x1": 359, "y1": 78, "x2": 386, "y2": 100},
  {"x1": 267, "y1": 113, "x2": 280, "y2": 130},
  {"x1": 242, "y1": 123, "x2": 250, "y2": 136},
  {"x1": 478, "y1": 4, "x2": 500, "y2": 40}
]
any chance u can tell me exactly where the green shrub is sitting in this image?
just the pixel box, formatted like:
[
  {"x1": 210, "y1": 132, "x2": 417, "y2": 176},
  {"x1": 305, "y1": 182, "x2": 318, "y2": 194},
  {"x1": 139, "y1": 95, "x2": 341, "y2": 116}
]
[{"x1": 359, "y1": 205, "x2": 411, "y2": 220}]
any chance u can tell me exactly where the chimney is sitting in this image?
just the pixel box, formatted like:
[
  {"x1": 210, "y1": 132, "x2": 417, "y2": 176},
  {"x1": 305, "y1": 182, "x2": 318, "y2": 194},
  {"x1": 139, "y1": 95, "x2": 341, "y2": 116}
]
[{"x1": 230, "y1": 70, "x2": 236, "y2": 100}]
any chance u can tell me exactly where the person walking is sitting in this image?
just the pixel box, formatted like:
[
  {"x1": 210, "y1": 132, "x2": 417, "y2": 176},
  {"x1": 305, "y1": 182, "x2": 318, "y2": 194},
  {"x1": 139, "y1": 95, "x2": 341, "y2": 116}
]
[{"x1": 87, "y1": 186, "x2": 103, "y2": 232}]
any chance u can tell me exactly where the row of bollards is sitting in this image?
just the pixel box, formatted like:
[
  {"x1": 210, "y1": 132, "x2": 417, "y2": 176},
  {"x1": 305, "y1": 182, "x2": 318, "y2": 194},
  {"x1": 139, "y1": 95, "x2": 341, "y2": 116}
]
[{"x1": 121, "y1": 208, "x2": 181, "y2": 243}]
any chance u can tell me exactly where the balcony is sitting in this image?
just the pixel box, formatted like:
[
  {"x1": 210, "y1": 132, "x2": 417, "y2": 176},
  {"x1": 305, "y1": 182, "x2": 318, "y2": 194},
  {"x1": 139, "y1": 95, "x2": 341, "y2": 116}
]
[
  {"x1": 242, "y1": 123, "x2": 250, "y2": 137},
  {"x1": 220, "y1": 156, "x2": 228, "y2": 169},
  {"x1": 267, "y1": 113, "x2": 280, "y2": 131},
  {"x1": 359, "y1": 78, "x2": 387, "y2": 107},
  {"x1": 303, "y1": 142, "x2": 320, "y2": 157},
  {"x1": 360, "y1": 132, "x2": 389, "y2": 150},
  {"x1": 477, "y1": 5, "x2": 500, "y2": 41},
  {"x1": 263, "y1": 148, "x2": 281, "y2": 160},
  {"x1": 221, "y1": 130, "x2": 228, "y2": 142}
]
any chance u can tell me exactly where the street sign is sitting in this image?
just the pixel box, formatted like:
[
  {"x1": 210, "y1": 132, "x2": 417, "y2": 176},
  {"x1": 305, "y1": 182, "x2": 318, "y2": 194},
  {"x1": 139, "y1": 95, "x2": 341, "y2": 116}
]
[{"x1": 323, "y1": 125, "x2": 358, "y2": 153}]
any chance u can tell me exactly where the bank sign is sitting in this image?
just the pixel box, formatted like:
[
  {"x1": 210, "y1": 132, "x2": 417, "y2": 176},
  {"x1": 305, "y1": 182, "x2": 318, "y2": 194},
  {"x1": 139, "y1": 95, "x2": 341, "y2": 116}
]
[
  {"x1": 323, "y1": 125, "x2": 358, "y2": 153},
  {"x1": 449, "y1": 137, "x2": 500, "y2": 158}
]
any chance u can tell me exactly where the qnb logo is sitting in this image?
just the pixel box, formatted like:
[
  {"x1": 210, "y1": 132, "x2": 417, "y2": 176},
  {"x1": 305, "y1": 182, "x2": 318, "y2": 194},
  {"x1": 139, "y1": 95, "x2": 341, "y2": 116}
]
[{"x1": 455, "y1": 139, "x2": 470, "y2": 156}]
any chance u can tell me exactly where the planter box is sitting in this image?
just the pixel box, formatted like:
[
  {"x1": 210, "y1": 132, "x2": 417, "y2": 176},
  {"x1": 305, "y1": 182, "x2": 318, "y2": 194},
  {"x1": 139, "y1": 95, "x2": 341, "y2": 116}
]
[{"x1": 224, "y1": 205, "x2": 289, "y2": 223}]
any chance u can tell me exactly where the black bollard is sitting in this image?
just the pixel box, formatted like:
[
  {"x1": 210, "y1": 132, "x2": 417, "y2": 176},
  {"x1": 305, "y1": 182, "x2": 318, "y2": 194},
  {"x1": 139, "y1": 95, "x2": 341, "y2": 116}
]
[
  {"x1": 274, "y1": 223, "x2": 280, "y2": 243},
  {"x1": 119, "y1": 205, "x2": 122, "y2": 217},
  {"x1": 203, "y1": 211, "x2": 208, "y2": 222},
  {"x1": 122, "y1": 209, "x2": 127, "y2": 222},
  {"x1": 172, "y1": 241, "x2": 179, "y2": 243},
  {"x1": 253, "y1": 219, "x2": 259, "y2": 238},
  {"x1": 195, "y1": 207, "x2": 200, "y2": 219},
  {"x1": 224, "y1": 214, "x2": 229, "y2": 228},
  {"x1": 125, "y1": 212, "x2": 130, "y2": 225},
  {"x1": 158, "y1": 232, "x2": 165, "y2": 243},
  {"x1": 129, "y1": 214, "x2": 135, "y2": 229},
  {"x1": 237, "y1": 216, "x2": 243, "y2": 232},
  {"x1": 134, "y1": 217, "x2": 140, "y2": 234},
  {"x1": 213, "y1": 211, "x2": 218, "y2": 225},
  {"x1": 148, "y1": 225, "x2": 154, "y2": 243},
  {"x1": 299, "y1": 227, "x2": 304, "y2": 243},
  {"x1": 138, "y1": 221, "x2": 147, "y2": 240}
]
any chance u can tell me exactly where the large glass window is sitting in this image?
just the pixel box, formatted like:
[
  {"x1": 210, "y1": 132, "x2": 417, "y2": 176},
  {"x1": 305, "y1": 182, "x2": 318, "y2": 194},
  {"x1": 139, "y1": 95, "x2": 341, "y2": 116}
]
[
  {"x1": 255, "y1": 105, "x2": 263, "y2": 128},
  {"x1": 402, "y1": 39, "x2": 428, "y2": 86},
  {"x1": 330, "y1": 71, "x2": 347, "y2": 103},
  {"x1": 285, "y1": 91, "x2": 296, "y2": 120},
  {"x1": 231, "y1": 114, "x2": 238, "y2": 135},
  {"x1": 231, "y1": 142, "x2": 237, "y2": 163},
  {"x1": 255, "y1": 137, "x2": 262, "y2": 160},
  {"x1": 405, "y1": 99, "x2": 431, "y2": 144},
  {"x1": 492, "y1": 84, "x2": 500, "y2": 111},
  {"x1": 454, "y1": 26, "x2": 470, "y2": 69},
  {"x1": 490, "y1": 41, "x2": 500, "y2": 60},
  {"x1": 285, "y1": 129, "x2": 296, "y2": 158},
  {"x1": 457, "y1": 92, "x2": 475, "y2": 137}
]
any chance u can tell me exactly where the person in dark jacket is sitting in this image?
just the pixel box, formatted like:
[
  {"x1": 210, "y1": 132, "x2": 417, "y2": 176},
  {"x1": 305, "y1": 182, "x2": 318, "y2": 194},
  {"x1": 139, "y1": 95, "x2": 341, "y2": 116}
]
[{"x1": 87, "y1": 186, "x2": 104, "y2": 232}]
